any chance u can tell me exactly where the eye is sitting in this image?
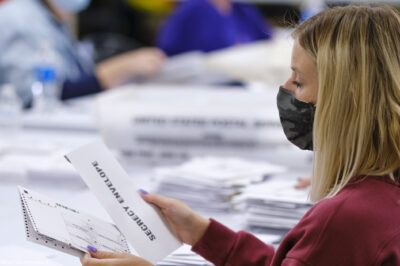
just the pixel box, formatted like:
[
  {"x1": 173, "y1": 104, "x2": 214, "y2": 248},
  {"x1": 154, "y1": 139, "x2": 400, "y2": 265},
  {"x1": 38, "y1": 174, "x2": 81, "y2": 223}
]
[{"x1": 292, "y1": 81, "x2": 302, "y2": 88}]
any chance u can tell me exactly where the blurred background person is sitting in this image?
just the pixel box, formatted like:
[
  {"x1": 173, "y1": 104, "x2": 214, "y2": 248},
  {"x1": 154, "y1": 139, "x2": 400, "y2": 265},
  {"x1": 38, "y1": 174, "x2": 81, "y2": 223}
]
[
  {"x1": 0, "y1": 0, "x2": 166, "y2": 108},
  {"x1": 157, "y1": 0, "x2": 273, "y2": 56}
]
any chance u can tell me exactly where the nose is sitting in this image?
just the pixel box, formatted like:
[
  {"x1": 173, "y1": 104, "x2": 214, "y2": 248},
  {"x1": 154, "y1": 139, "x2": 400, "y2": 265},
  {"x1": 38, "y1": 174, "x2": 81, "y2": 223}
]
[{"x1": 282, "y1": 77, "x2": 296, "y2": 94}]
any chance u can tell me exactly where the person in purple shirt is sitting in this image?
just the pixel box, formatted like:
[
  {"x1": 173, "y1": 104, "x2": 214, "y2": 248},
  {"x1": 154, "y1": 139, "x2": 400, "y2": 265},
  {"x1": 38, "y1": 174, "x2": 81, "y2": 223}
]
[{"x1": 157, "y1": 0, "x2": 272, "y2": 56}]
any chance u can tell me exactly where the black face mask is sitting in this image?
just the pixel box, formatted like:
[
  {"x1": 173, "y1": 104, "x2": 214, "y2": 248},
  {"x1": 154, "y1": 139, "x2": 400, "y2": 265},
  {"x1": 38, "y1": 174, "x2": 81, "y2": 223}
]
[{"x1": 276, "y1": 86, "x2": 315, "y2": 151}]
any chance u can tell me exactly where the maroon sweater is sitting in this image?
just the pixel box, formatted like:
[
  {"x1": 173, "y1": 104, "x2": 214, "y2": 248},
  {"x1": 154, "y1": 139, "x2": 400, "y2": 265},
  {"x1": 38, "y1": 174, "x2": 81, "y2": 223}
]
[{"x1": 192, "y1": 177, "x2": 400, "y2": 265}]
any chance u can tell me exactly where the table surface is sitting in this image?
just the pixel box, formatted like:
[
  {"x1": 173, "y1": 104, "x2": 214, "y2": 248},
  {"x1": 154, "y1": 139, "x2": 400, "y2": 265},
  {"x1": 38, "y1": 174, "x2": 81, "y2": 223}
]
[
  {"x1": 0, "y1": 97, "x2": 312, "y2": 265},
  {"x1": 0, "y1": 152, "x2": 253, "y2": 266}
]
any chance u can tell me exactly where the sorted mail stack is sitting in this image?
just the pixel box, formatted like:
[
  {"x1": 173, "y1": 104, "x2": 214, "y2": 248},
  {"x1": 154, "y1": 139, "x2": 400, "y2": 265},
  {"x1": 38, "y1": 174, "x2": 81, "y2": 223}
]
[
  {"x1": 141, "y1": 52, "x2": 229, "y2": 85},
  {"x1": 157, "y1": 245, "x2": 213, "y2": 266},
  {"x1": 153, "y1": 157, "x2": 286, "y2": 212},
  {"x1": 241, "y1": 177, "x2": 313, "y2": 232},
  {"x1": 0, "y1": 138, "x2": 86, "y2": 185},
  {"x1": 157, "y1": 234, "x2": 282, "y2": 266},
  {"x1": 96, "y1": 86, "x2": 289, "y2": 163}
]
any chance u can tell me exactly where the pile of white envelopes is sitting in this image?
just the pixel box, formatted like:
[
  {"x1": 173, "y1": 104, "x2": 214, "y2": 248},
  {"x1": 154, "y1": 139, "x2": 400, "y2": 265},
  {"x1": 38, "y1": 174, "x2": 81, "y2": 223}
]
[
  {"x1": 241, "y1": 177, "x2": 313, "y2": 231},
  {"x1": 157, "y1": 234, "x2": 282, "y2": 266},
  {"x1": 153, "y1": 157, "x2": 285, "y2": 212}
]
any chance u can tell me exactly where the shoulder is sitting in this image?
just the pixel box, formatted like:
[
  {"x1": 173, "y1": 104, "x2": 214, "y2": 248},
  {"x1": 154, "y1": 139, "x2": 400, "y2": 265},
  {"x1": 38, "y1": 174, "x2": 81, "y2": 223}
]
[
  {"x1": 0, "y1": 0, "x2": 44, "y2": 27},
  {"x1": 307, "y1": 177, "x2": 400, "y2": 235},
  {"x1": 0, "y1": 0, "x2": 50, "y2": 43},
  {"x1": 309, "y1": 177, "x2": 400, "y2": 221},
  {"x1": 276, "y1": 177, "x2": 400, "y2": 265}
]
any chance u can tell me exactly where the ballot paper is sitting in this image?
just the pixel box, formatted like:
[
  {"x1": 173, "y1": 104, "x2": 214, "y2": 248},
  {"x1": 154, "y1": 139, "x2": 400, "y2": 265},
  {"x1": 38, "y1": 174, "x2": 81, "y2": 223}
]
[
  {"x1": 19, "y1": 187, "x2": 130, "y2": 257},
  {"x1": 65, "y1": 141, "x2": 182, "y2": 264},
  {"x1": 241, "y1": 177, "x2": 313, "y2": 231},
  {"x1": 153, "y1": 157, "x2": 286, "y2": 212}
]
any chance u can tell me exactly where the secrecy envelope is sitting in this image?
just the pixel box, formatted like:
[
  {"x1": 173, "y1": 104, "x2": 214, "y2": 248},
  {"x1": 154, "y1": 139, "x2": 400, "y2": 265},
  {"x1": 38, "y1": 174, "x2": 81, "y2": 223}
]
[{"x1": 65, "y1": 140, "x2": 182, "y2": 264}]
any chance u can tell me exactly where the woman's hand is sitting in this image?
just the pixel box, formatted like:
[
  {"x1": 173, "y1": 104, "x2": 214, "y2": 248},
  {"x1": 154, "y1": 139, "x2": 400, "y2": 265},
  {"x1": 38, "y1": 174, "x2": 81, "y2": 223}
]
[
  {"x1": 295, "y1": 176, "x2": 311, "y2": 189},
  {"x1": 80, "y1": 248, "x2": 153, "y2": 266},
  {"x1": 80, "y1": 192, "x2": 210, "y2": 266},
  {"x1": 122, "y1": 48, "x2": 166, "y2": 77},
  {"x1": 139, "y1": 190, "x2": 210, "y2": 246},
  {"x1": 96, "y1": 48, "x2": 166, "y2": 89}
]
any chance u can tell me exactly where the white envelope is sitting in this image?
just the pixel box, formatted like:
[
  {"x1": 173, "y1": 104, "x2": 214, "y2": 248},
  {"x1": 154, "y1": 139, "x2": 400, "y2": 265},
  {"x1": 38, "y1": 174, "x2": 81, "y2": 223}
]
[{"x1": 65, "y1": 140, "x2": 182, "y2": 264}]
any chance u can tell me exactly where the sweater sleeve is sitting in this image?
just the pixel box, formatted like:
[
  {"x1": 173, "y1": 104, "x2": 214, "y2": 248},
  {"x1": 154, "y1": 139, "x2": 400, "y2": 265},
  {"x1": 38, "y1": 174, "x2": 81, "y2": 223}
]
[
  {"x1": 191, "y1": 219, "x2": 275, "y2": 265},
  {"x1": 60, "y1": 72, "x2": 103, "y2": 100}
]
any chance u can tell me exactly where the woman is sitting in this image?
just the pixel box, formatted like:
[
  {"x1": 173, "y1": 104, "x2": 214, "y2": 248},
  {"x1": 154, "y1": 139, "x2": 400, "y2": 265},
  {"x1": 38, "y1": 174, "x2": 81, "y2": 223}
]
[
  {"x1": 81, "y1": 5, "x2": 400, "y2": 265},
  {"x1": 157, "y1": 0, "x2": 272, "y2": 56}
]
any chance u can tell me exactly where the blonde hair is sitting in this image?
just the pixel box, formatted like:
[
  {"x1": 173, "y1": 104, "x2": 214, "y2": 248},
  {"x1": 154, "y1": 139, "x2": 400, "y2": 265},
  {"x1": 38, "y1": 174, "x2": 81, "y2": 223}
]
[{"x1": 293, "y1": 5, "x2": 400, "y2": 201}]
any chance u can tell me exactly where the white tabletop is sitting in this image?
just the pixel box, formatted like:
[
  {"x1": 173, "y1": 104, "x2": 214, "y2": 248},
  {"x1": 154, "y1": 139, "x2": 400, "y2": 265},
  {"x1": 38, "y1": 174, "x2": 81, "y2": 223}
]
[{"x1": 0, "y1": 96, "x2": 312, "y2": 265}]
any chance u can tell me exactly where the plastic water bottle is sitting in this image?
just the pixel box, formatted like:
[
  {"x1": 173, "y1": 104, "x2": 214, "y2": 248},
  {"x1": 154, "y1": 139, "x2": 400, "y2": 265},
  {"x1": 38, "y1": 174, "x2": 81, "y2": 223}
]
[
  {"x1": 31, "y1": 42, "x2": 61, "y2": 112},
  {"x1": 301, "y1": 0, "x2": 325, "y2": 22},
  {"x1": 0, "y1": 84, "x2": 22, "y2": 142},
  {"x1": 31, "y1": 65, "x2": 59, "y2": 112}
]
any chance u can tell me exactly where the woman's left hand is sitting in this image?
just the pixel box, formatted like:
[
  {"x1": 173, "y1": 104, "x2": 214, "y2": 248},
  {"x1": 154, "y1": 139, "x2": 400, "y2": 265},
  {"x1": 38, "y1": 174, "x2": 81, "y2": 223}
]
[
  {"x1": 80, "y1": 249, "x2": 153, "y2": 266},
  {"x1": 295, "y1": 176, "x2": 311, "y2": 189}
]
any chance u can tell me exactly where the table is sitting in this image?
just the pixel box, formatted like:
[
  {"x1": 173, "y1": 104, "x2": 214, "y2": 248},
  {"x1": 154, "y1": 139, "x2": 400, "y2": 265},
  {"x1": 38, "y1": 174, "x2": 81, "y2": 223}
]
[{"x1": 0, "y1": 96, "x2": 312, "y2": 265}]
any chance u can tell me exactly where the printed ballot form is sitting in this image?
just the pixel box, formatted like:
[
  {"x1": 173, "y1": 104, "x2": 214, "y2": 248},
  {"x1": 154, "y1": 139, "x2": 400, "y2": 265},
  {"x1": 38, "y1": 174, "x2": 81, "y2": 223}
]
[
  {"x1": 64, "y1": 141, "x2": 182, "y2": 264},
  {"x1": 19, "y1": 187, "x2": 130, "y2": 257}
]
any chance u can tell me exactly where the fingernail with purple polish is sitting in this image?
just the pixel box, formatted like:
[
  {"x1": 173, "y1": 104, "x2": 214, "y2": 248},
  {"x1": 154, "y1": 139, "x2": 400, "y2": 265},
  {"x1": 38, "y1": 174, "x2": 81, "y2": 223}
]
[
  {"x1": 87, "y1": 245, "x2": 97, "y2": 253},
  {"x1": 138, "y1": 189, "x2": 148, "y2": 195}
]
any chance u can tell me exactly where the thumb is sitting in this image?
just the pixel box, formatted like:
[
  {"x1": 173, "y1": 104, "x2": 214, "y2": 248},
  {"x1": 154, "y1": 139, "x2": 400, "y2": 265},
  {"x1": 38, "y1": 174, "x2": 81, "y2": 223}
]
[
  {"x1": 88, "y1": 247, "x2": 125, "y2": 259},
  {"x1": 139, "y1": 191, "x2": 176, "y2": 209}
]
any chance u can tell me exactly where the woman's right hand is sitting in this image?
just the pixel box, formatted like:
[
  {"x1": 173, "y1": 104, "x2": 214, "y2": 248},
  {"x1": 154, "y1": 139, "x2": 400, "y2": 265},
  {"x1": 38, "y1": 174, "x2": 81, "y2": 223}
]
[
  {"x1": 96, "y1": 48, "x2": 166, "y2": 89},
  {"x1": 139, "y1": 191, "x2": 210, "y2": 246}
]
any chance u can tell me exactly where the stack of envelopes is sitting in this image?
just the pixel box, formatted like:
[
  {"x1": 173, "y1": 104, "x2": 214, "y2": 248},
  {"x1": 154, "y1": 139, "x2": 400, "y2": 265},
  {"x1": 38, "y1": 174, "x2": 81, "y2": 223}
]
[
  {"x1": 157, "y1": 245, "x2": 212, "y2": 266},
  {"x1": 157, "y1": 234, "x2": 282, "y2": 266},
  {"x1": 241, "y1": 177, "x2": 313, "y2": 231},
  {"x1": 153, "y1": 157, "x2": 285, "y2": 212}
]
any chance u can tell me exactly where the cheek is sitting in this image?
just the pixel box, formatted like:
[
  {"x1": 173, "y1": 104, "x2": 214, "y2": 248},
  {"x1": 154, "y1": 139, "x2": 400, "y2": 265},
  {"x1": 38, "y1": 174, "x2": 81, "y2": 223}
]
[
  {"x1": 295, "y1": 87, "x2": 314, "y2": 103},
  {"x1": 308, "y1": 83, "x2": 318, "y2": 104}
]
